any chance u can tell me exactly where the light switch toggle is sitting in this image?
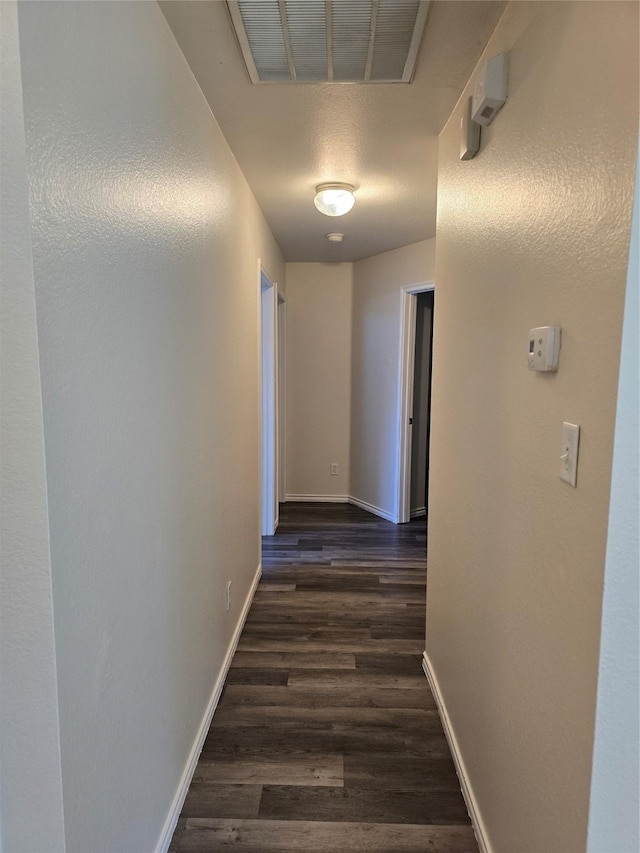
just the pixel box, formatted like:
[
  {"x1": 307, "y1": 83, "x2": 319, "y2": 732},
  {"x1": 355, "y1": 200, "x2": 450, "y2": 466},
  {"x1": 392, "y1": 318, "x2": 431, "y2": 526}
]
[{"x1": 559, "y1": 422, "x2": 580, "y2": 487}]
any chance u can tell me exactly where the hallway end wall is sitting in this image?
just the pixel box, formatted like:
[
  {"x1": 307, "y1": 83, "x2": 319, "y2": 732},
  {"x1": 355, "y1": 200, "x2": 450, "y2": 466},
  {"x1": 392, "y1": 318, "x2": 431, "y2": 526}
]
[
  {"x1": 427, "y1": 2, "x2": 639, "y2": 852},
  {"x1": 285, "y1": 263, "x2": 353, "y2": 501},
  {"x1": 351, "y1": 240, "x2": 436, "y2": 520},
  {"x1": 12, "y1": 3, "x2": 284, "y2": 851}
]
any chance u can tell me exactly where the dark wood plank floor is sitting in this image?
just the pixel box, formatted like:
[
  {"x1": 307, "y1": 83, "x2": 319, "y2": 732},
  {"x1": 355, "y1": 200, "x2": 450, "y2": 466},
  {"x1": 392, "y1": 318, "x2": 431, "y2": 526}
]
[{"x1": 169, "y1": 503, "x2": 477, "y2": 853}]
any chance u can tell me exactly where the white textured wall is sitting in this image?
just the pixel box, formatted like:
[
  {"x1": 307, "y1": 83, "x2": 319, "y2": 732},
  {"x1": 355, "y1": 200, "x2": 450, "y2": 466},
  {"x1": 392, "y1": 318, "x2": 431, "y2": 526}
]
[
  {"x1": 351, "y1": 240, "x2": 435, "y2": 519},
  {"x1": 14, "y1": 2, "x2": 283, "y2": 851},
  {"x1": 426, "y1": 3, "x2": 638, "y2": 852},
  {"x1": 285, "y1": 263, "x2": 352, "y2": 499},
  {"x1": 0, "y1": 4, "x2": 65, "y2": 849},
  {"x1": 587, "y1": 146, "x2": 639, "y2": 853}
]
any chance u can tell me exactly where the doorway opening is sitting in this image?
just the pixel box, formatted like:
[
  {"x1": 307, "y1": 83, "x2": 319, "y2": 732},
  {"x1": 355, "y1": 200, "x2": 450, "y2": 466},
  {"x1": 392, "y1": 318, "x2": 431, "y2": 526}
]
[
  {"x1": 260, "y1": 265, "x2": 278, "y2": 536},
  {"x1": 396, "y1": 281, "x2": 435, "y2": 524},
  {"x1": 410, "y1": 291, "x2": 434, "y2": 519}
]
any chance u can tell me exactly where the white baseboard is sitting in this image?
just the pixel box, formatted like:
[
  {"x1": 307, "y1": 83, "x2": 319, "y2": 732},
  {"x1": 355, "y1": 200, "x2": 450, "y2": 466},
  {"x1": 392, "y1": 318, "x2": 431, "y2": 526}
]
[
  {"x1": 422, "y1": 651, "x2": 492, "y2": 853},
  {"x1": 410, "y1": 507, "x2": 426, "y2": 518},
  {"x1": 348, "y1": 495, "x2": 396, "y2": 523},
  {"x1": 283, "y1": 493, "x2": 396, "y2": 524},
  {"x1": 156, "y1": 563, "x2": 262, "y2": 853},
  {"x1": 285, "y1": 494, "x2": 349, "y2": 503}
]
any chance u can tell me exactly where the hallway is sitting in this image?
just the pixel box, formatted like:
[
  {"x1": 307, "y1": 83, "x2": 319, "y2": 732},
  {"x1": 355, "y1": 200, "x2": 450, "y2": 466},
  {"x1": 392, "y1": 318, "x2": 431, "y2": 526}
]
[{"x1": 169, "y1": 504, "x2": 477, "y2": 852}]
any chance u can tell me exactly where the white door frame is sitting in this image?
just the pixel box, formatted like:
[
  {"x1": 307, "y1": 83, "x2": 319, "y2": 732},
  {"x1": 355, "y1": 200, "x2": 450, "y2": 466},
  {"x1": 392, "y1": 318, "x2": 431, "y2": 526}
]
[
  {"x1": 277, "y1": 293, "x2": 286, "y2": 507},
  {"x1": 396, "y1": 280, "x2": 435, "y2": 524},
  {"x1": 260, "y1": 263, "x2": 278, "y2": 536}
]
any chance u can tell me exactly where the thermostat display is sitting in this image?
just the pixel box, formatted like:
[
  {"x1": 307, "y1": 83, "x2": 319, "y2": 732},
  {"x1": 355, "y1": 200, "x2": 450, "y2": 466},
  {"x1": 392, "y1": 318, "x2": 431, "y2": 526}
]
[{"x1": 527, "y1": 326, "x2": 561, "y2": 372}]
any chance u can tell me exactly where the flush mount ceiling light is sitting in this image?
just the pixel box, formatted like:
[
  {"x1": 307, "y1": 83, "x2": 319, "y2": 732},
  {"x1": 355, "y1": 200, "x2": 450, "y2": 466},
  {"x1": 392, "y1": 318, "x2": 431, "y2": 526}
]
[{"x1": 314, "y1": 183, "x2": 356, "y2": 217}]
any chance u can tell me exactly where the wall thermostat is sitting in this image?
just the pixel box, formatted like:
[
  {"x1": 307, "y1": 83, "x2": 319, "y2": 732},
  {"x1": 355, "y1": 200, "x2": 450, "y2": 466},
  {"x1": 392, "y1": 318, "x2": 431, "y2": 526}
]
[
  {"x1": 471, "y1": 52, "x2": 508, "y2": 126},
  {"x1": 528, "y1": 326, "x2": 561, "y2": 372}
]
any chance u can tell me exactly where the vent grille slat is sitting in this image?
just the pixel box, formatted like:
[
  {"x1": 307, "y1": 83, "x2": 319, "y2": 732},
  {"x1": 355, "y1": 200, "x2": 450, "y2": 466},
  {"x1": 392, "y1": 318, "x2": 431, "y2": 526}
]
[
  {"x1": 332, "y1": 0, "x2": 371, "y2": 81},
  {"x1": 237, "y1": 1, "x2": 290, "y2": 81},
  {"x1": 287, "y1": 1, "x2": 328, "y2": 81},
  {"x1": 371, "y1": 0, "x2": 421, "y2": 80},
  {"x1": 228, "y1": 0, "x2": 429, "y2": 84}
]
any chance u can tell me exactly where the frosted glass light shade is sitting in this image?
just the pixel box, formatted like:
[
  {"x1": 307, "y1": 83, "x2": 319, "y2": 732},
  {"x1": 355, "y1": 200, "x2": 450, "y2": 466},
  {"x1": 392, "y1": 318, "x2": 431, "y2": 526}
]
[{"x1": 314, "y1": 183, "x2": 355, "y2": 217}]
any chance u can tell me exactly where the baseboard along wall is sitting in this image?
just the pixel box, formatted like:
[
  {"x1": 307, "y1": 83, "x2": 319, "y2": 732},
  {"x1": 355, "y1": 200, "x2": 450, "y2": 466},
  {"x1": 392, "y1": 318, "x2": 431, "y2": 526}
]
[
  {"x1": 156, "y1": 563, "x2": 262, "y2": 853},
  {"x1": 285, "y1": 494, "x2": 349, "y2": 503},
  {"x1": 285, "y1": 494, "x2": 397, "y2": 524},
  {"x1": 422, "y1": 651, "x2": 492, "y2": 853},
  {"x1": 347, "y1": 495, "x2": 396, "y2": 523}
]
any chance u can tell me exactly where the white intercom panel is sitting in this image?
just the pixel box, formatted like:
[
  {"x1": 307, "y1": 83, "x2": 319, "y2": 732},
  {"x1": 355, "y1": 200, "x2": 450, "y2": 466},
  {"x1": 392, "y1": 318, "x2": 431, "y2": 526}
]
[
  {"x1": 528, "y1": 326, "x2": 561, "y2": 372},
  {"x1": 471, "y1": 53, "x2": 508, "y2": 127}
]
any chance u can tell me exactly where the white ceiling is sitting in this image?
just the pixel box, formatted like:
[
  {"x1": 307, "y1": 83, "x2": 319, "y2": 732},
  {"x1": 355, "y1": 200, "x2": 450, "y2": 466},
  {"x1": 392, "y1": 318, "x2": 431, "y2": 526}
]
[{"x1": 160, "y1": 0, "x2": 506, "y2": 262}]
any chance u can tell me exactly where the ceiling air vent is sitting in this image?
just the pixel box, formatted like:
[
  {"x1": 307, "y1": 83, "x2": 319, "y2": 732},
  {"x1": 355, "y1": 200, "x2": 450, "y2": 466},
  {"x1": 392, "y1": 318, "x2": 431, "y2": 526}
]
[{"x1": 226, "y1": 0, "x2": 430, "y2": 84}]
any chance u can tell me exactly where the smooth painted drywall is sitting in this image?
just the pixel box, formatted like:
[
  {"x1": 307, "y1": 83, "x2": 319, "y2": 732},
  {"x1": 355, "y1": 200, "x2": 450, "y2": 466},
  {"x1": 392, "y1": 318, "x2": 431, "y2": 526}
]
[
  {"x1": 285, "y1": 263, "x2": 352, "y2": 499},
  {"x1": 0, "y1": 4, "x2": 66, "y2": 849},
  {"x1": 587, "y1": 146, "x2": 639, "y2": 853},
  {"x1": 410, "y1": 292, "x2": 433, "y2": 514},
  {"x1": 14, "y1": 2, "x2": 283, "y2": 850},
  {"x1": 426, "y1": 3, "x2": 638, "y2": 852},
  {"x1": 350, "y1": 240, "x2": 435, "y2": 518}
]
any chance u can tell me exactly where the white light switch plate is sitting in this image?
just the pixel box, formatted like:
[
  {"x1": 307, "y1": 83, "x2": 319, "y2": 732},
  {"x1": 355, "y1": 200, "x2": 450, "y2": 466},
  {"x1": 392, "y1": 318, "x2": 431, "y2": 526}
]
[{"x1": 559, "y1": 422, "x2": 580, "y2": 487}]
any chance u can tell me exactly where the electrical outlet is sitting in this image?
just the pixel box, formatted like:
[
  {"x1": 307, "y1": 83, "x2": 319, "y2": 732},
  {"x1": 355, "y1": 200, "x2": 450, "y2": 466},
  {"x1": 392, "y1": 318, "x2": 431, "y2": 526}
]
[
  {"x1": 330, "y1": 463, "x2": 339, "y2": 476},
  {"x1": 225, "y1": 580, "x2": 231, "y2": 612}
]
